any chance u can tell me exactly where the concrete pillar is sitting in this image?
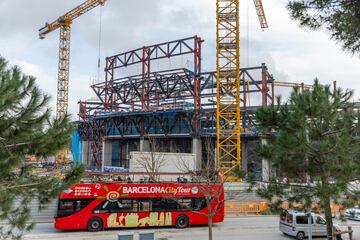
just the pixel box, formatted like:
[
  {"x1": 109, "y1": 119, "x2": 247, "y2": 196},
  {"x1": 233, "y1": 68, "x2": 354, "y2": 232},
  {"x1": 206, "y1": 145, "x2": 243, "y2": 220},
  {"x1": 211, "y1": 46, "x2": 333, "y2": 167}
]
[
  {"x1": 101, "y1": 140, "x2": 112, "y2": 171},
  {"x1": 81, "y1": 141, "x2": 90, "y2": 166},
  {"x1": 170, "y1": 140, "x2": 177, "y2": 152},
  {"x1": 241, "y1": 141, "x2": 248, "y2": 173},
  {"x1": 192, "y1": 138, "x2": 202, "y2": 170},
  {"x1": 261, "y1": 138, "x2": 270, "y2": 182},
  {"x1": 140, "y1": 139, "x2": 150, "y2": 152}
]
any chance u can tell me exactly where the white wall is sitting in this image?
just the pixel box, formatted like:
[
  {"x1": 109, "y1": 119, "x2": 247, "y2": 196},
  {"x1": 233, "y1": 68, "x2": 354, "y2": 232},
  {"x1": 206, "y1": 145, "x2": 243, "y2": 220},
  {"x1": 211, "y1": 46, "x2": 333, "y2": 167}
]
[{"x1": 129, "y1": 152, "x2": 197, "y2": 174}]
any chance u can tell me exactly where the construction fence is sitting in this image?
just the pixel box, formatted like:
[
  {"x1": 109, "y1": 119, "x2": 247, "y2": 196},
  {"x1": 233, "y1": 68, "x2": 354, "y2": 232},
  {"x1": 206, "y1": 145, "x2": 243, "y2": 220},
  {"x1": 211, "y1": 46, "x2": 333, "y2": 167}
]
[{"x1": 225, "y1": 201, "x2": 269, "y2": 216}]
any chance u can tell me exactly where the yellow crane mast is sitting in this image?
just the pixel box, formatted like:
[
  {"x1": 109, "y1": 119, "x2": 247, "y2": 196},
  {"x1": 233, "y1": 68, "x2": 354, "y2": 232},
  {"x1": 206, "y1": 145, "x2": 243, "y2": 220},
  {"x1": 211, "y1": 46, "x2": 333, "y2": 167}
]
[
  {"x1": 216, "y1": 0, "x2": 268, "y2": 175},
  {"x1": 39, "y1": 0, "x2": 106, "y2": 118}
]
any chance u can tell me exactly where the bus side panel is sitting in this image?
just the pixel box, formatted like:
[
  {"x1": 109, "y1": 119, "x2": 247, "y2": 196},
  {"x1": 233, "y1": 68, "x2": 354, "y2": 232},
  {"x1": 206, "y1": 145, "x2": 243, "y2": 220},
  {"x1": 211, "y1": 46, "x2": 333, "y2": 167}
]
[
  {"x1": 188, "y1": 198, "x2": 225, "y2": 226},
  {"x1": 103, "y1": 212, "x2": 174, "y2": 228},
  {"x1": 210, "y1": 192, "x2": 225, "y2": 224},
  {"x1": 188, "y1": 212, "x2": 208, "y2": 225},
  {"x1": 54, "y1": 214, "x2": 88, "y2": 230}
]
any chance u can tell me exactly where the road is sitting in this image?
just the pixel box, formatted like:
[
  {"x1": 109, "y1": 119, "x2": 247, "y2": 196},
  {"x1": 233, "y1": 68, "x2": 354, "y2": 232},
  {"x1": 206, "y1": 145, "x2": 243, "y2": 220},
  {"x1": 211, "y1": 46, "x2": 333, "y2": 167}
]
[{"x1": 24, "y1": 217, "x2": 360, "y2": 240}]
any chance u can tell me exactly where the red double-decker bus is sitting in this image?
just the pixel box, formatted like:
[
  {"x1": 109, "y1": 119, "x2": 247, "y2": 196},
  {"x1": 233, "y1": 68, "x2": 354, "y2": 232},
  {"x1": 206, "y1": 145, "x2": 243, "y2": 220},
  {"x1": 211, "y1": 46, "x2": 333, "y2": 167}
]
[{"x1": 54, "y1": 179, "x2": 224, "y2": 231}]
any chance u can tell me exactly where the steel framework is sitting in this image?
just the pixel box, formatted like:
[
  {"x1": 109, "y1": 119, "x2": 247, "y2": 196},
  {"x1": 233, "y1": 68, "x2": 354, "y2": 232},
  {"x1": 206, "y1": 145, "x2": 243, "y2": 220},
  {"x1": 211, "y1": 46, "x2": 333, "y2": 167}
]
[
  {"x1": 103, "y1": 36, "x2": 203, "y2": 111},
  {"x1": 87, "y1": 66, "x2": 273, "y2": 113},
  {"x1": 77, "y1": 36, "x2": 275, "y2": 170}
]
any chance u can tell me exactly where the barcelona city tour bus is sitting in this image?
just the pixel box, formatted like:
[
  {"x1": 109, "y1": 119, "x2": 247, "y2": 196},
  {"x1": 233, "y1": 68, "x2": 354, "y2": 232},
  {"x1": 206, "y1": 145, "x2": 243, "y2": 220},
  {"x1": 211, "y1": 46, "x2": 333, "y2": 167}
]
[{"x1": 54, "y1": 177, "x2": 225, "y2": 231}]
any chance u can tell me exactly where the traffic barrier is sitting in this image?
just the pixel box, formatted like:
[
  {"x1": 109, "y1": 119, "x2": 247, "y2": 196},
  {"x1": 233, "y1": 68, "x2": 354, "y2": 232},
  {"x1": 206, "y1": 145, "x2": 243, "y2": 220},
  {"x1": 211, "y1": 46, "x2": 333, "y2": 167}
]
[
  {"x1": 118, "y1": 232, "x2": 134, "y2": 240},
  {"x1": 139, "y1": 231, "x2": 155, "y2": 240},
  {"x1": 117, "y1": 232, "x2": 155, "y2": 240},
  {"x1": 225, "y1": 201, "x2": 268, "y2": 216}
]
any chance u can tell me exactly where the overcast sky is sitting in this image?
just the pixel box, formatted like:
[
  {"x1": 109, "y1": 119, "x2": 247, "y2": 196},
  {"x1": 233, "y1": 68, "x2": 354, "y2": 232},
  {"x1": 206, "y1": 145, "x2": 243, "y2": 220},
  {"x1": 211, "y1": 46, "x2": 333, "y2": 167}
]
[{"x1": 0, "y1": 0, "x2": 359, "y2": 118}]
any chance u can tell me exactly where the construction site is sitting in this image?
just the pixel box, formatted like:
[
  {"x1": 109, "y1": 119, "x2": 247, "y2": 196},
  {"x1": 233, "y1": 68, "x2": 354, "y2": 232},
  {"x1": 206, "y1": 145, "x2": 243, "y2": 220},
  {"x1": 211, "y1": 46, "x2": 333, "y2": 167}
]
[
  {"x1": 73, "y1": 36, "x2": 276, "y2": 178},
  {"x1": 2, "y1": 0, "x2": 360, "y2": 239},
  {"x1": 37, "y1": 0, "x2": 309, "y2": 180}
]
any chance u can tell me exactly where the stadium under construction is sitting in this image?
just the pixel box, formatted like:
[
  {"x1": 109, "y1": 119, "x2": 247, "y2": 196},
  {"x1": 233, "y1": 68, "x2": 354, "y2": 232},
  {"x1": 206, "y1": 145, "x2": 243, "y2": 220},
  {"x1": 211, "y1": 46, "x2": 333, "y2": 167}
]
[{"x1": 73, "y1": 36, "x2": 277, "y2": 179}]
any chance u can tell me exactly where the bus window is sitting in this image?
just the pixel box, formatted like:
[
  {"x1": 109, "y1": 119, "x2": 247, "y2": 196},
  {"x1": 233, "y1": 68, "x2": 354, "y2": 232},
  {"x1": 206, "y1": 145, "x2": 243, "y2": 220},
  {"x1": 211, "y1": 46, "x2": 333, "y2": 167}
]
[
  {"x1": 57, "y1": 198, "x2": 94, "y2": 217},
  {"x1": 193, "y1": 198, "x2": 206, "y2": 211},
  {"x1": 120, "y1": 199, "x2": 136, "y2": 212},
  {"x1": 152, "y1": 198, "x2": 166, "y2": 212},
  {"x1": 178, "y1": 198, "x2": 192, "y2": 211},
  {"x1": 94, "y1": 200, "x2": 121, "y2": 213},
  {"x1": 75, "y1": 201, "x2": 81, "y2": 212},
  {"x1": 93, "y1": 199, "x2": 139, "y2": 214},
  {"x1": 138, "y1": 200, "x2": 151, "y2": 212},
  {"x1": 164, "y1": 199, "x2": 180, "y2": 211},
  {"x1": 58, "y1": 200, "x2": 75, "y2": 217},
  {"x1": 151, "y1": 198, "x2": 206, "y2": 212},
  {"x1": 151, "y1": 198, "x2": 180, "y2": 212}
]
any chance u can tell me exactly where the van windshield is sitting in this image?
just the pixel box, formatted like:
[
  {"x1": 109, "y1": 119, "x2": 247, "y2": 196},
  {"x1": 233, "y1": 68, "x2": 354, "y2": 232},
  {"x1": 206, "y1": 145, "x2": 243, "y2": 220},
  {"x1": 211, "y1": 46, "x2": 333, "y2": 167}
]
[
  {"x1": 315, "y1": 216, "x2": 326, "y2": 225},
  {"x1": 280, "y1": 211, "x2": 293, "y2": 224}
]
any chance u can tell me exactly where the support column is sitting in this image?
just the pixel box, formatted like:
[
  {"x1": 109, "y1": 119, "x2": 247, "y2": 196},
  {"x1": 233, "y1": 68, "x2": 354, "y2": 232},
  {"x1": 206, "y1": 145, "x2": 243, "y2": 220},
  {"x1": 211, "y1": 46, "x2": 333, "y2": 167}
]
[
  {"x1": 261, "y1": 63, "x2": 269, "y2": 107},
  {"x1": 81, "y1": 141, "x2": 90, "y2": 166},
  {"x1": 101, "y1": 140, "x2": 112, "y2": 171},
  {"x1": 170, "y1": 140, "x2": 177, "y2": 152},
  {"x1": 192, "y1": 138, "x2": 202, "y2": 170},
  {"x1": 261, "y1": 138, "x2": 270, "y2": 181},
  {"x1": 241, "y1": 141, "x2": 248, "y2": 173},
  {"x1": 140, "y1": 139, "x2": 150, "y2": 152}
]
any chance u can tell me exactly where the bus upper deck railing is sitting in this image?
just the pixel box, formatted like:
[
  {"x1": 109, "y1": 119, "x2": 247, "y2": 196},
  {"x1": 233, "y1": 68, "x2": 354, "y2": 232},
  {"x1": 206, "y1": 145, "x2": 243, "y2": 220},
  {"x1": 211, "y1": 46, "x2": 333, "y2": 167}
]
[{"x1": 81, "y1": 171, "x2": 222, "y2": 184}]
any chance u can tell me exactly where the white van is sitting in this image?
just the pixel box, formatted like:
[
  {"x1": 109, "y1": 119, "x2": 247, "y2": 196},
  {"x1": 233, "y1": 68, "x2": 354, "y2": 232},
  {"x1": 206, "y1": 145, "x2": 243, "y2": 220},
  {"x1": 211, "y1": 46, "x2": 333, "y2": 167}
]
[
  {"x1": 345, "y1": 208, "x2": 360, "y2": 221},
  {"x1": 279, "y1": 210, "x2": 341, "y2": 240}
]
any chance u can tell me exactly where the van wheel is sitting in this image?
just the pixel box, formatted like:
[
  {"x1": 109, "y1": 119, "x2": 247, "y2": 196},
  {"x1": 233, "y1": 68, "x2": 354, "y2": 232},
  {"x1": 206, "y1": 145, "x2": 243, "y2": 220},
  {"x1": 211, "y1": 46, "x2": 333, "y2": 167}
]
[
  {"x1": 87, "y1": 217, "x2": 103, "y2": 232},
  {"x1": 175, "y1": 215, "x2": 189, "y2": 228},
  {"x1": 296, "y1": 231, "x2": 305, "y2": 240}
]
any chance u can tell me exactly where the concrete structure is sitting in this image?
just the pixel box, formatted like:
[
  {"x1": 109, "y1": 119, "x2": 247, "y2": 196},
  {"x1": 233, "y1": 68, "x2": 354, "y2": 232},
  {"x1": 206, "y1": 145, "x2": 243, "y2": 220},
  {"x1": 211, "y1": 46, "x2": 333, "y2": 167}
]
[{"x1": 76, "y1": 36, "x2": 276, "y2": 178}]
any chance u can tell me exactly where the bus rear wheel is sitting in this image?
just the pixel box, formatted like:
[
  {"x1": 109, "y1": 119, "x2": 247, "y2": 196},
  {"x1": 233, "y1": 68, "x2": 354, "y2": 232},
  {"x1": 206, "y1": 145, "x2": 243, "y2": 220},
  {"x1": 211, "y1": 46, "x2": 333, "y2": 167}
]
[
  {"x1": 87, "y1": 217, "x2": 103, "y2": 232},
  {"x1": 175, "y1": 215, "x2": 189, "y2": 228}
]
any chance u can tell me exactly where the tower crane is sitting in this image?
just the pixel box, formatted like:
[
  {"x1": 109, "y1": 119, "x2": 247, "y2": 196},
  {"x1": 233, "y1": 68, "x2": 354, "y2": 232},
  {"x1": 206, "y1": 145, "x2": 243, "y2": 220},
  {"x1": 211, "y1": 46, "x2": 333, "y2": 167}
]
[
  {"x1": 39, "y1": 0, "x2": 106, "y2": 164},
  {"x1": 216, "y1": 0, "x2": 268, "y2": 175},
  {"x1": 39, "y1": 0, "x2": 106, "y2": 118}
]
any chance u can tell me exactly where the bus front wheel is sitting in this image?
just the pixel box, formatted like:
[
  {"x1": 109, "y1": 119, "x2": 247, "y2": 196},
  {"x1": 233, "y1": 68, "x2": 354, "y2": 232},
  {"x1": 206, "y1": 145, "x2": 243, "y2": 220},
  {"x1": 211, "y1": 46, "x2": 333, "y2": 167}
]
[
  {"x1": 87, "y1": 217, "x2": 103, "y2": 232},
  {"x1": 175, "y1": 215, "x2": 189, "y2": 228}
]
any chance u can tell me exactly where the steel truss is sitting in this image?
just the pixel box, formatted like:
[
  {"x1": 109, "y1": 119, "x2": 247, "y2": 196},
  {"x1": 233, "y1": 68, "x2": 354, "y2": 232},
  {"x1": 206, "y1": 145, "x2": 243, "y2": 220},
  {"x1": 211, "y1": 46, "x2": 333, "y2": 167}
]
[
  {"x1": 77, "y1": 36, "x2": 274, "y2": 170},
  {"x1": 102, "y1": 36, "x2": 203, "y2": 111},
  {"x1": 86, "y1": 65, "x2": 273, "y2": 114}
]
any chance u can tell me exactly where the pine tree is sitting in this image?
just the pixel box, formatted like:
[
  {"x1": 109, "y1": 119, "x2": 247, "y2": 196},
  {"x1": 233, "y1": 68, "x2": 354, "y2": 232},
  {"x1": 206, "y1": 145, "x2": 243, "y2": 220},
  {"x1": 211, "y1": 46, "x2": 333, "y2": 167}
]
[
  {"x1": 287, "y1": 0, "x2": 360, "y2": 54},
  {"x1": 0, "y1": 56, "x2": 84, "y2": 239},
  {"x1": 255, "y1": 79, "x2": 360, "y2": 239}
]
